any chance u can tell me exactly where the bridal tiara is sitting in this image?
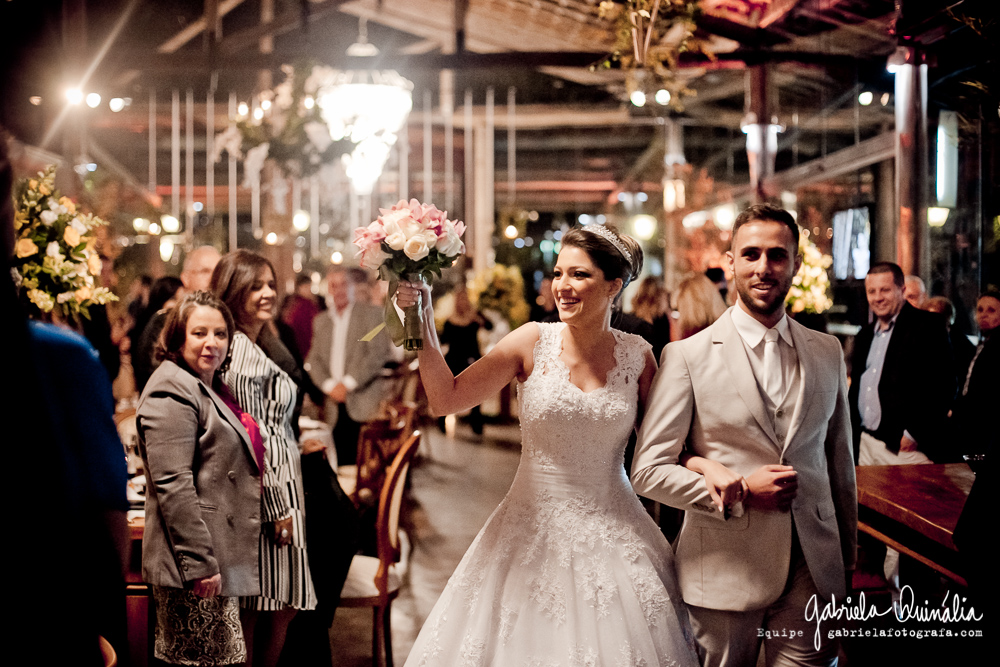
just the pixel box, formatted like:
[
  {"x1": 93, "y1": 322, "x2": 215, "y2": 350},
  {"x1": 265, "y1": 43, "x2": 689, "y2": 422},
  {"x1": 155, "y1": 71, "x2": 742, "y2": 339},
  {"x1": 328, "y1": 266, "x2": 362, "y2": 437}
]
[{"x1": 583, "y1": 224, "x2": 631, "y2": 264}]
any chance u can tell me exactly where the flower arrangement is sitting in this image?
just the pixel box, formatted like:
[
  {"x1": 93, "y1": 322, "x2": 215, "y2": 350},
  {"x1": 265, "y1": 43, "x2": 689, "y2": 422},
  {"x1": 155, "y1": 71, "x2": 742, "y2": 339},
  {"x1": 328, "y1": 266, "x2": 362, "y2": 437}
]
[
  {"x1": 353, "y1": 199, "x2": 466, "y2": 350},
  {"x1": 213, "y1": 62, "x2": 353, "y2": 182},
  {"x1": 786, "y1": 233, "x2": 833, "y2": 314},
  {"x1": 11, "y1": 165, "x2": 116, "y2": 319},
  {"x1": 596, "y1": 0, "x2": 704, "y2": 111},
  {"x1": 469, "y1": 264, "x2": 531, "y2": 330}
]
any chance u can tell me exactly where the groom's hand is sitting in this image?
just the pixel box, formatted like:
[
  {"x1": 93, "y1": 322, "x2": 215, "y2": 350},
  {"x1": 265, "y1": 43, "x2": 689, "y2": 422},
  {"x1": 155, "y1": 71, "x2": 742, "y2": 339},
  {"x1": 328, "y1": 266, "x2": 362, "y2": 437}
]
[{"x1": 745, "y1": 465, "x2": 797, "y2": 511}]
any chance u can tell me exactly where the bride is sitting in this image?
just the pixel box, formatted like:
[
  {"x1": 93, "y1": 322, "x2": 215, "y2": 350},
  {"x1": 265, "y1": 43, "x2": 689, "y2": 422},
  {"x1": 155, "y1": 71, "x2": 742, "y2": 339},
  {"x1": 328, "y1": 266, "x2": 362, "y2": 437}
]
[{"x1": 395, "y1": 224, "x2": 699, "y2": 666}]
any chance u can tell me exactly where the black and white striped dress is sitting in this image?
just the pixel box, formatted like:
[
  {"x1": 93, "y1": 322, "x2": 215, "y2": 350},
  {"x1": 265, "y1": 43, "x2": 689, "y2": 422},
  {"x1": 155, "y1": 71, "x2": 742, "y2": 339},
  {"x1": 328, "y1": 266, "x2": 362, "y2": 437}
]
[{"x1": 224, "y1": 332, "x2": 317, "y2": 611}]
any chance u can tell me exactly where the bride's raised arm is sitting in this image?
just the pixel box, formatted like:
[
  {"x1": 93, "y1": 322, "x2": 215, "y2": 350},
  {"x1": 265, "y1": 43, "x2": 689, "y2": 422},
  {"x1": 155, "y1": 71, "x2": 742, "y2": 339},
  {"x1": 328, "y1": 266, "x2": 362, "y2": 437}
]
[{"x1": 396, "y1": 280, "x2": 538, "y2": 417}]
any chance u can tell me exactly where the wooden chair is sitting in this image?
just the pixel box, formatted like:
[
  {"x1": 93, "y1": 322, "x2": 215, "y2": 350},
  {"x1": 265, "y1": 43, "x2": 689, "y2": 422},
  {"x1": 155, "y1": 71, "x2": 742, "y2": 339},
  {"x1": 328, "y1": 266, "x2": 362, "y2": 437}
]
[
  {"x1": 338, "y1": 431, "x2": 421, "y2": 667},
  {"x1": 98, "y1": 636, "x2": 117, "y2": 667},
  {"x1": 338, "y1": 402, "x2": 416, "y2": 505}
]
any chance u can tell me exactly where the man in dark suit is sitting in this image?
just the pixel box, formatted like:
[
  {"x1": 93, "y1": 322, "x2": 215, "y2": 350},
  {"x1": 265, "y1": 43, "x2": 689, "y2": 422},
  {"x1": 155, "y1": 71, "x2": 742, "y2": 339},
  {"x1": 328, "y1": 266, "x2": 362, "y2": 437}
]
[
  {"x1": 950, "y1": 291, "x2": 1000, "y2": 458},
  {"x1": 305, "y1": 266, "x2": 392, "y2": 465},
  {"x1": 849, "y1": 262, "x2": 955, "y2": 465}
]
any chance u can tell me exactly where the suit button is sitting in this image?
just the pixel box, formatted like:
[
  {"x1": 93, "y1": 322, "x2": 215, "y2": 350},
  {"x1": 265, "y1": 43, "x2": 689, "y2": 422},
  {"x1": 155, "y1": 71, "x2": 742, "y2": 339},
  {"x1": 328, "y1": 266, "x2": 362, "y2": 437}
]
[
  {"x1": 228, "y1": 471, "x2": 237, "y2": 481},
  {"x1": 775, "y1": 408, "x2": 784, "y2": 417},
  {"x1": 227, "y1": 514, "x2": 235, "y2": 525}
]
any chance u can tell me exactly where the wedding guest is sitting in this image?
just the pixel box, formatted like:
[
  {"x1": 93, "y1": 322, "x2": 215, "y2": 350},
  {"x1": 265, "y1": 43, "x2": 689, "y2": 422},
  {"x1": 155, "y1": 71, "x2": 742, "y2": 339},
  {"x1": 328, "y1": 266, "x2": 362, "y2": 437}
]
[
  {"x1": 925, "y1": 295, "x2": 977, "y2": 388},
  {"x1": 529, "y1": 276, "x2": 557, "y2": 322},
  {"x1": 672, "y1": 274, "x2": 728, "y2": 343},
  {"x1": 3, "y1": 134, "x2": 129, "y2": 665},
  {"x1": 631, "y1": 276, "x2": 671, "y2": 359},
  {"x1": 279, "y1": 274, "x2": 320, "y2": 359},
  {"x1": 951, "y1": 291, "x2": 1000, "y2": 457},
  {"x1": 440, "y1": 285, "x2": 493, "y2": 435},
  {"x1": 850, "y1": 262, "x2": 955, "y2": 464},
  {"x1": 137, "y1": 291, "x2": 262, "y2": 666},
  {"x1": 212, "y1": 250, "x2": 317, "y2": 667},
  {"x1": 305, "y1": 266, "x2": 391, "y2": 466},
  {"x1": 904, "y1": 274, "x2": 927, "y2": 309},
  {"x1": 134, "y1": 246, "x2": 222, "y2": 392},
  {"x1": 130, "y1": 276, "x2": 183, "y2": 358}
]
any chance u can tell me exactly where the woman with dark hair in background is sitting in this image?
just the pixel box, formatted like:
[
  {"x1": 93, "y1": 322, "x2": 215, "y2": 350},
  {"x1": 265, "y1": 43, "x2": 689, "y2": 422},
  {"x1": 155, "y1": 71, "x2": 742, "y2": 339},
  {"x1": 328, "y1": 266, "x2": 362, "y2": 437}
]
[
  {"x1": 211, "y1": 250, "x2": 316, "y2": 667},
  {"x1": 396, "y1": 224, "x2": 698, "y2": 666},
  {"x1": 631, "y1": 275, "x2": 671, "y2": 359},
  {"x1": 132, "y1": 275, "x2": 185, "y2": 390},
  {"x1": 439, "y1": 285, "x2": 493, "y2": 435},
  {"x1": 137, "y1": 291, "x2": 262, "y2": 666}
]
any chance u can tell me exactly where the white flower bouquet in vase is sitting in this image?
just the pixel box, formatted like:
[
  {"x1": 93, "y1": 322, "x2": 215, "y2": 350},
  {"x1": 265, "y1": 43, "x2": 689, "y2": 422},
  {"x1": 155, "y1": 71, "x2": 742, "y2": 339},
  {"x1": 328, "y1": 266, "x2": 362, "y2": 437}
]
[{"x1": 353, "y1": 199, "x2": 466, "y2": 350}]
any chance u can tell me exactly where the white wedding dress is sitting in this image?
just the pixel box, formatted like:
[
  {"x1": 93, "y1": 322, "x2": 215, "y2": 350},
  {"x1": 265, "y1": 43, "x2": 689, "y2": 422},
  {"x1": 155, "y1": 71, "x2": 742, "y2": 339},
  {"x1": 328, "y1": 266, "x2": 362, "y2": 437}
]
[{"x1": 405, "y1": 322, "x2": 699, "y2": 667}]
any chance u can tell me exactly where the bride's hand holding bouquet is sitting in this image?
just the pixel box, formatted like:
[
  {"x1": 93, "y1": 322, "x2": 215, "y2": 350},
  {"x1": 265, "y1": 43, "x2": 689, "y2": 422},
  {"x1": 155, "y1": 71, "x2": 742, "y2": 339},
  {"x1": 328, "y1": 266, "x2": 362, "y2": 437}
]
[{"x1": 353, "y1": 199, "x2": 466, "y2": 350}]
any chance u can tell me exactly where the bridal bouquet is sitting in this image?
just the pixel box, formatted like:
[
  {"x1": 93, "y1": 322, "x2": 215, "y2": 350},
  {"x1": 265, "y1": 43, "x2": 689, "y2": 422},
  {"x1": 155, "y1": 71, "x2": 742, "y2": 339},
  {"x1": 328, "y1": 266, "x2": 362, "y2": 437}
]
[
  {"x1": 353, "y1": 199, "x2": 466, "y2": 350},
  {"x1": 11, "y1": 165, "x2": 117, "y2": 320}
]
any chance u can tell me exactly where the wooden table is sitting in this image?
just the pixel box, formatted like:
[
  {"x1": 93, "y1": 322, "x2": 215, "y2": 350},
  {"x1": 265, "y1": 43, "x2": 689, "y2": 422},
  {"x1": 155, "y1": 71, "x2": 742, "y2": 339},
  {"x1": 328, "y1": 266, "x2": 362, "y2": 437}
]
[{"x1": 855, "y1": 463, "x2": 974, "y2": 585}]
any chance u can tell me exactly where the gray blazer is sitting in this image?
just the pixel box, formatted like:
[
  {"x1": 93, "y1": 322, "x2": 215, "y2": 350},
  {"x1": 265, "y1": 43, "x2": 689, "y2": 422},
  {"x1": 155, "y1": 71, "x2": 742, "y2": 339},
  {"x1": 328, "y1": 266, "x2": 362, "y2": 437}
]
[
  {"x1": 137, "y1": 360, "x2": 262, "y2": 597},
  {"x1": 306, "y1": 302, "x2": 392, "y2": 424},
  {"x1": 632, "y1": 310, "x2": 857, "y2": 611}
]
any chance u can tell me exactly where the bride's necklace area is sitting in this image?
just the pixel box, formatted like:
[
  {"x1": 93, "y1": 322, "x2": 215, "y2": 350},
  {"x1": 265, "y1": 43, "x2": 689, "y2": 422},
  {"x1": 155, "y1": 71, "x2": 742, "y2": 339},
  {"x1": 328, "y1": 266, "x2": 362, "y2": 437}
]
[{"x1": 558, "y1": 326, "x2": 617, "y2": 394}]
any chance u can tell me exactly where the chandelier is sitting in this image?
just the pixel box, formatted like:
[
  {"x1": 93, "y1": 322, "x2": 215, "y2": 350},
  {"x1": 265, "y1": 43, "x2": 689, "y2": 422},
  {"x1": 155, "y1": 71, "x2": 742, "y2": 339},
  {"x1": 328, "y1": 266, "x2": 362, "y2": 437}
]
[{"x1": 317, "y1": 69, "x2": 413, "y2": 196}]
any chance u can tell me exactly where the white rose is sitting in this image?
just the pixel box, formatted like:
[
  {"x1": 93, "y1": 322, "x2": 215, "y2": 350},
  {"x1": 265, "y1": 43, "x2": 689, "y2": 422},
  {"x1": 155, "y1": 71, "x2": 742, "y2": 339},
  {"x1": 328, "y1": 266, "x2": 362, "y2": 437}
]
[
  {"x1": 381, "y1": 212, "x2": 406, "y2": 237},
  {"x1": 403, "y1": 236, "x2": 430, "y2": 261},
  {"x1": 385, "y1": 231, "x2": 406, "y2": 250},
  {"x1": 401, "y1": 222, "x2": 428, "y2": 241},
  {"x1": 46, "y1": 242, "x2": 63, "y2": 259},
  {"x1": 57, "y1": 291, "x2": 75, "y2": 303},
  {"x1": 71, "y1": 218, "x2": 88, "y2": 234},
  {"x1": 40, "y1": 210, "x2": 58, "y2": 225},
  {"x1": 436, "y1": 227, "x2": 465, "y2": 257}
]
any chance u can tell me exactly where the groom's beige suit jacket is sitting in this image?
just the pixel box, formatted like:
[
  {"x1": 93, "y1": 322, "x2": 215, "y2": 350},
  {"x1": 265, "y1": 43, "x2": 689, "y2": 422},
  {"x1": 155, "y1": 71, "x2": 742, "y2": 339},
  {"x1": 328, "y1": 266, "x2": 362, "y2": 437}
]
[{"x1": 632, "y1": 309, "x2": 857, "y2": 612}]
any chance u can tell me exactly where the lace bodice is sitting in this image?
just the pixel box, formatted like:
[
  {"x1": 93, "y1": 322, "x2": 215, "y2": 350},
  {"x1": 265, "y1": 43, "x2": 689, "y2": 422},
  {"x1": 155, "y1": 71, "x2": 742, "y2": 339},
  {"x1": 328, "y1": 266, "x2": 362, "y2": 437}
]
[
  {"x1": 405, "y1": 322, "x2": 697, "y2": 667},
  {"x1": 519, "y1": 322, "x2": 647, "y2": 482}
]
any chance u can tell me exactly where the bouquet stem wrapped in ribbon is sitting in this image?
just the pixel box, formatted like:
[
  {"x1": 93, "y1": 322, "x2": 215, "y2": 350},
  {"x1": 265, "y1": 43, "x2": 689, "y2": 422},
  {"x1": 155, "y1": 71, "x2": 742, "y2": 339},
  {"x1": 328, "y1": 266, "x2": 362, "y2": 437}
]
[{"x1": 353, "y1": 199, "x2": 466, "y2": 351}]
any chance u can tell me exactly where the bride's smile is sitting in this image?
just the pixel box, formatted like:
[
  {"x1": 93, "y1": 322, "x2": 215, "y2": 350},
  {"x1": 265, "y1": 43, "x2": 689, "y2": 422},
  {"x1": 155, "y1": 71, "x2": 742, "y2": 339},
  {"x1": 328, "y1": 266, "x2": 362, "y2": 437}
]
[{"x1": 552, "y1": 246, "x2": 620, "y2": 322}]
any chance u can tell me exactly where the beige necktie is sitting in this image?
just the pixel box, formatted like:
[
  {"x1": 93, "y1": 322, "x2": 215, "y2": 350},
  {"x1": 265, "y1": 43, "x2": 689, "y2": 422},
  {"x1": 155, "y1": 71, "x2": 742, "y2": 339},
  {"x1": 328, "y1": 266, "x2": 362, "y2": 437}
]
[{"x1": 762, "y1": 328, "x2": 782, "y2": 403}]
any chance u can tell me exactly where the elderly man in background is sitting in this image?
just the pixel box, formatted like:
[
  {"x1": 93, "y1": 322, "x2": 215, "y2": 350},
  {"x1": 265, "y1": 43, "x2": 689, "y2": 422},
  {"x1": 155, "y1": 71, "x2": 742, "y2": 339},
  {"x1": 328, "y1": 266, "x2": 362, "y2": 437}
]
[
  {"x1": 132, "y1": 245, "x2": 221, "y2": 392},
  {"x1": 850, "y1": 263, "x2": 955, "y2": 465},
  {"x1": 903, "y1": 274, "x2": 927, "y2": 309},
  {"x1": 306, "y1": 267, "x2": 392, "y2": 466}
]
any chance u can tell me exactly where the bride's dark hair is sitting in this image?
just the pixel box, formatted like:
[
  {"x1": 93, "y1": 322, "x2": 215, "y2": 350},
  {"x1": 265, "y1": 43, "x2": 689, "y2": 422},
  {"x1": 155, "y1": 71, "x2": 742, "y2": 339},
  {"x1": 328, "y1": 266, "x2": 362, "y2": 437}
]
[{"x1": 561, "y1": 224, "x2": 643, "y2": 299}]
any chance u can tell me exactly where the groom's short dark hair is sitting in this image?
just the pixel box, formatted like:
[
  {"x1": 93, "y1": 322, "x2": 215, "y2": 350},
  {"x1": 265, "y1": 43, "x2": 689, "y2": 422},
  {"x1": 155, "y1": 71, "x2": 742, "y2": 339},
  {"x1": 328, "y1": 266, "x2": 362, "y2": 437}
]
[{"x1": 731, "y1": 204, "x2": 800, "y2": 249}]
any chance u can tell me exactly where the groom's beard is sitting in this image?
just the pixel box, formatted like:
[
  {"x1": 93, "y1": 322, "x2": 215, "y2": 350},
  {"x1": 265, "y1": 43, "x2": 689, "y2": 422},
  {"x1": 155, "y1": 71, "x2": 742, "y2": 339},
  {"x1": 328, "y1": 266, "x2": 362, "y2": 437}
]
[{"x1": 735, "y1": 279, "x2": 791, "y2": 318}]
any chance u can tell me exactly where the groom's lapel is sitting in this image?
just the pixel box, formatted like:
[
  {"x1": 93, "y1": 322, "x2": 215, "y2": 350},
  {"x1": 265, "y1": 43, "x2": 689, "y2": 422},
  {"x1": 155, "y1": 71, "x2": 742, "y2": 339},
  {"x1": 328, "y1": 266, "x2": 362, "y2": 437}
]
[
  {"x1": 781, "y1": 318, "x2": 817, "y2": 454},
  {"x1": 712, "y1": 313, "x2": 780, "y2": 448}
]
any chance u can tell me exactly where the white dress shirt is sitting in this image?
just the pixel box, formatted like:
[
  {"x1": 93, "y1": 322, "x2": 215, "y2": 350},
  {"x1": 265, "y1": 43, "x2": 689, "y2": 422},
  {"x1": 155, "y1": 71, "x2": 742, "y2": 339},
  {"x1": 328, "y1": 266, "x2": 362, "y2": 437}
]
[
  {"x1": 730, "y1": 305, "x2": 798, "y2": 409},
  {"x1": 321, "y1": 303, "x2": 358, "y2": 395}
]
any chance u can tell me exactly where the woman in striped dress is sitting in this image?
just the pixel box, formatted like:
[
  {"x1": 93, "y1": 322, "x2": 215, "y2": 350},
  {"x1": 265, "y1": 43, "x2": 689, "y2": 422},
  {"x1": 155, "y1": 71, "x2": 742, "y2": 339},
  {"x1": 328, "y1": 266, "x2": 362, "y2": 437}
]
[{"x1": 212, "y1": 250, "x2": 317, "y2": 667}]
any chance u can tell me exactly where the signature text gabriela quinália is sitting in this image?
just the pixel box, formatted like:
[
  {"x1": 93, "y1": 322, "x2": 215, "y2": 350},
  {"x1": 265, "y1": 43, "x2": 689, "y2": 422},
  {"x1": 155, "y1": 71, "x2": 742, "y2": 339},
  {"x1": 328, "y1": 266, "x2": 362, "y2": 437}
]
[{"x1": 804, "y1": 586, "x2": 983, "y2": 649}]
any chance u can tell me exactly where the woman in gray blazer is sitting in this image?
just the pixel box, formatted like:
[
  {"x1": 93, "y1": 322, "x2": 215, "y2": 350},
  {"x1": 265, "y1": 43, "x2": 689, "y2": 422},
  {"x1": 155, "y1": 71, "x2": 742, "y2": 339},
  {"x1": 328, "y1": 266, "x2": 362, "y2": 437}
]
[{"x1": 137, "y1": 291, "x2": 263, "y2": 665}]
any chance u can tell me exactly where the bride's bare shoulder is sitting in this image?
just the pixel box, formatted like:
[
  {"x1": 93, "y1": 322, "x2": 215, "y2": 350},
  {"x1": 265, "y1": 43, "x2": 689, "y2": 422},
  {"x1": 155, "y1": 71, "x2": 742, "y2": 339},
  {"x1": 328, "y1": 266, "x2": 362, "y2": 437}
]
[{"x1": 494, "y1": 321, "x2": 544, "y2": 381}]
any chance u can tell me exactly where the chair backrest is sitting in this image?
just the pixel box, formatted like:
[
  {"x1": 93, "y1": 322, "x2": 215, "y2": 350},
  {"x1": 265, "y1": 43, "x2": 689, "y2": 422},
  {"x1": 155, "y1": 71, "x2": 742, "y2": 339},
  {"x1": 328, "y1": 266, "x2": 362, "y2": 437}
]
[
  {"x1": 373, "y1": 430, "x2": 421, "y2": 597},
  {"x1": 353, "y1": 403, "x2": 417, "y2": 503}
]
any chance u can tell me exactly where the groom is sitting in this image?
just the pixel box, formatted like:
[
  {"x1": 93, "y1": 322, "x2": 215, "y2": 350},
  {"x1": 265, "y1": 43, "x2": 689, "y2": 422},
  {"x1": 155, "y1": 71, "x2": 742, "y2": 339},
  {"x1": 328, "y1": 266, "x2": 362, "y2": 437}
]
[{"x1": 633, "y1": 204, "x2": 856, "y2": 667}]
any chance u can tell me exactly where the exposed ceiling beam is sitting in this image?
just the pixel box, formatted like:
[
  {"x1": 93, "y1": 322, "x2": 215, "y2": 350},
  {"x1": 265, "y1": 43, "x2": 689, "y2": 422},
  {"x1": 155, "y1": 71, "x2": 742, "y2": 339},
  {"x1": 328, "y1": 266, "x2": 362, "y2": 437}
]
[{"x1": 158, "y1": 0, "x2": 247, "y2": 53}]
